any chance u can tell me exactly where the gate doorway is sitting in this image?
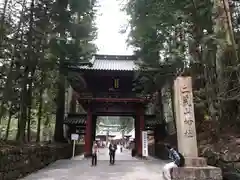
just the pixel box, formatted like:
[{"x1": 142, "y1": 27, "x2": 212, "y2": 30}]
[{"x1": 94, "y1": 116, "x2": 134, "y2": 153}]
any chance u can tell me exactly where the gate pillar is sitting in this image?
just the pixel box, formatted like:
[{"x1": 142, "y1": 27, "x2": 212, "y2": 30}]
[
  {"x1": 137, "y1": 106, "x2": 144, "y2": 156},
  {"x1": 84, "y1": 108, "x2": 92, "y2": 157},
  {"x1": 92, "y1": 115, "x2": 97, "y2": 141},
  {"x1": 135, "y1": 116, "x2": 139, "y2": 155}
]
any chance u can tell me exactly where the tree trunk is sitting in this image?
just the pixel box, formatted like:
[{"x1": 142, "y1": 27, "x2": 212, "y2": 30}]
[
  {"x1": 36, "y1": 94, "x2": 43, "y2": 142},
  {"x1": 54, "y1": 70, "x2": 66, "y2": 142},
  {"x1": 36, "y1": 72, "x2": 45, "y2": 142},
  {"x1": 0, "y1": 0, "x2": 9, "y2": 40},
  {"x1": 27, "y1": 78, "x2": 33, "y2": 142},
  {"x1": 5, "y1": 112, "x2": 12, "y2": 140},
  {"x1": 53, "y1": 0, "x2": 69, "y2": 143},
  {"x1": 16, "y1": 0, "x2": 35, "y2": 143},
  {"x1": 16, "y1": 77, "x2": 29, "y2": 142},
  {"x1": 212, "y1": 0, "x2": 234, "y2": 120}
]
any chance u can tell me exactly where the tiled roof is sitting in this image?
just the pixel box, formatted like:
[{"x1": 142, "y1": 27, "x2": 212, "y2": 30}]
[
  {"x1": 96, "y1": 131, "x2": 121, "y2": 136},
  {"x1": 79, "y1": 55, "x2": 139, "y2": 71},
  {"x1": 99, "y1": 122, "x2": 120, "y2": 127},
  {"x1": 64, "y1": 114, "x2": 86, "y2": 125}
]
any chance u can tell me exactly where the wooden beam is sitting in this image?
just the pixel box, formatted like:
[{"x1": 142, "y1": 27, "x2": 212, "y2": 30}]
[
  {"x1": 76, "y1": 126, "x2": 86, "y2": 129},
  {"x1": 78, "y1": 133, "x2": 86, "y2": 135},
  {"x1": 92, "y1": 112, "x2": 135, "y2": 116},
  {"x1": 78, "y1": 97, "x2": 147, "y2": 103}
]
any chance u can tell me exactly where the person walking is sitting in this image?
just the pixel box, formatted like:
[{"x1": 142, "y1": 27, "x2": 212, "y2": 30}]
[
  {"x1": 162, "y1": 144, "x2": 185, "y2": 180},
  {"x1": 131, "y1": 140, "x2": 136, "y2": 157},
  {"x1": 91, "y1": 141, "x2": 98, "y2": 166},
  {"x1": 109, "y1": 141, "x2": 117, "y2": 165},
  {"x1": 120, "y1": 143, "x2": 123, "y2": 152}
]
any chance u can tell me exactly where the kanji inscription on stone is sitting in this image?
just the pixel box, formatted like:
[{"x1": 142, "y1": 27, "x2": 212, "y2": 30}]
[
  {"x1": 183, "y1": 105, "x2": 191, "y2": 114},
  {"x1": 184, "y1": 129, "x2": 194, "y2": 138},
  {"x1": 180, "y1": 81, "x2": 195, "y2": 138},
  {"x1": 184, "y1": 118, "x2": 193, "y2": 126},
  {"x1": 182, "y1": 93, "x2": 190, "y2": 106}
]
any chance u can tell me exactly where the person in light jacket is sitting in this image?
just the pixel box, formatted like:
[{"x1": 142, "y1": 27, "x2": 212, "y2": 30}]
[{"x1": 91, "y1": 141, "x2": 98, "y2": 166}]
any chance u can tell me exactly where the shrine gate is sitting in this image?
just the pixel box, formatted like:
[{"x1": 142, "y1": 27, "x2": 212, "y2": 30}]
[{"x1": 64, "y1": 54, "x2": 165, "y2": 157}]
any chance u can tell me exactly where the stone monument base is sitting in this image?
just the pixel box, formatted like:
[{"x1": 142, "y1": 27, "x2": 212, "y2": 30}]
[
  {"x1": 171, "y1": 166, "x2": 222, "y2": 180},
  {"x1": 170, "y1": 157, "x2": 222, "y2": 180},
  {"x1": 184, "y1": 157, "x2": 207, "y2": 167}
]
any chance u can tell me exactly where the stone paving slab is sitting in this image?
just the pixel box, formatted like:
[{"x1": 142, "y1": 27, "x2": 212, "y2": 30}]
[{"x1": 21, "y1": 148, "x2": 167, "y2": 180}]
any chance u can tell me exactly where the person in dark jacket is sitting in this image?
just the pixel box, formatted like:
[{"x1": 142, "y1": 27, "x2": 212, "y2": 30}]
[
  {"x1": 109, "y1": 141, "x2": 117, "y2": 165},
  {"x1": 163, "y1": 144, "x2": 185, "y2": 180}
]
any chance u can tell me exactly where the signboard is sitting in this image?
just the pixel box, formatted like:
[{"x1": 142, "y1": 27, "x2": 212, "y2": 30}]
[
  {"x1": 71, "y1": 133, "x2": 79, "y2": 159},
  {"x1": 71, "y1": 133, "x2": 79, "y2": 141},
  {"x1": 114, "y1": 78, "x2": 119, "y2": 89},
  {"x1": 142, "y1": 131, "x2": 148, "y2": 157}
]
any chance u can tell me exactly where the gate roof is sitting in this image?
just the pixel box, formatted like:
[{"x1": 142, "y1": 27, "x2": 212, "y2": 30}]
[
  {"x1": 64, "y1": 113, "x2": 87, "y2": 125},
  {"x1": 78, "y1": 54, "x2": 139, "y2": 71}
]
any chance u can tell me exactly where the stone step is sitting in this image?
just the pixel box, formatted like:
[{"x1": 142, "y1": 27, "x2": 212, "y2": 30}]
[{"x1": 171, "y1": 166, "x2": 222, "y2": 180}]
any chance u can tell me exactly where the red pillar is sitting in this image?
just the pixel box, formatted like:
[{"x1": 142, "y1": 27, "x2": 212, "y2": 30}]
[
  {"x1": 137, "y1": 106, "x2": 145, "y2": 156},
  {"x1": 84, "y1": 108, "x2": 92, "y2": 157},
  {"x1": 135, "y1": 117, "x2": 140, "y2": 155}
]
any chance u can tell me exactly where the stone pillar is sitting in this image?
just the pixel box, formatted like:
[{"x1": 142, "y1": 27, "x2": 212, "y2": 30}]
[
  {"x1": 174, "y1": 76, "x2": 198, "y2": 156},
  {"x1": 84, "y1": 108, "x2": 92, "y2": 157},
  {"x1": 171, "y1": 76, "x2": 222, "y2": 180}
]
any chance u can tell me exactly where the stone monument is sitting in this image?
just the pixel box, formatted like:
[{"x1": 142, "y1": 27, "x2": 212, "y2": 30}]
[{"x1": 172, "y1": 76, "x2": 222, "y2": 180}]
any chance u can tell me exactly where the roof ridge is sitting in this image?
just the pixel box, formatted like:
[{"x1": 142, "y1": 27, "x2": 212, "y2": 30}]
[{"x1": 94, "y1": 54, "x2": 136, "y2": 61}]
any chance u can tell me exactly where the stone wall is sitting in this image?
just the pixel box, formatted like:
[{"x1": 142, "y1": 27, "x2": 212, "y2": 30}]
[
  {"x1": 199, "y1": 147, "x2": 240, "y2": 180},
  {"x1": 0, "y1": 143, "x2": 84, "y2": 180}
]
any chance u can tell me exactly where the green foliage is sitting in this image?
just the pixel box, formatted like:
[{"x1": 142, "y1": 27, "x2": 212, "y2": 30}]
[
  {"x1": 0, "y1": 0, "x2": 97, "y2": 142},
  {"x1": 119, "y1": 116, "x2": 133, "y2": 132},
  {"x1": 125, "y1": 0, "x2": 240, "y2": 129}
]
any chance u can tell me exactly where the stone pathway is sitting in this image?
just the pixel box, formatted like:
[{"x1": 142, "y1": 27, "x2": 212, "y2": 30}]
[{"x1": 21, "y1": 148, "x2": 167, "y2": 180}]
